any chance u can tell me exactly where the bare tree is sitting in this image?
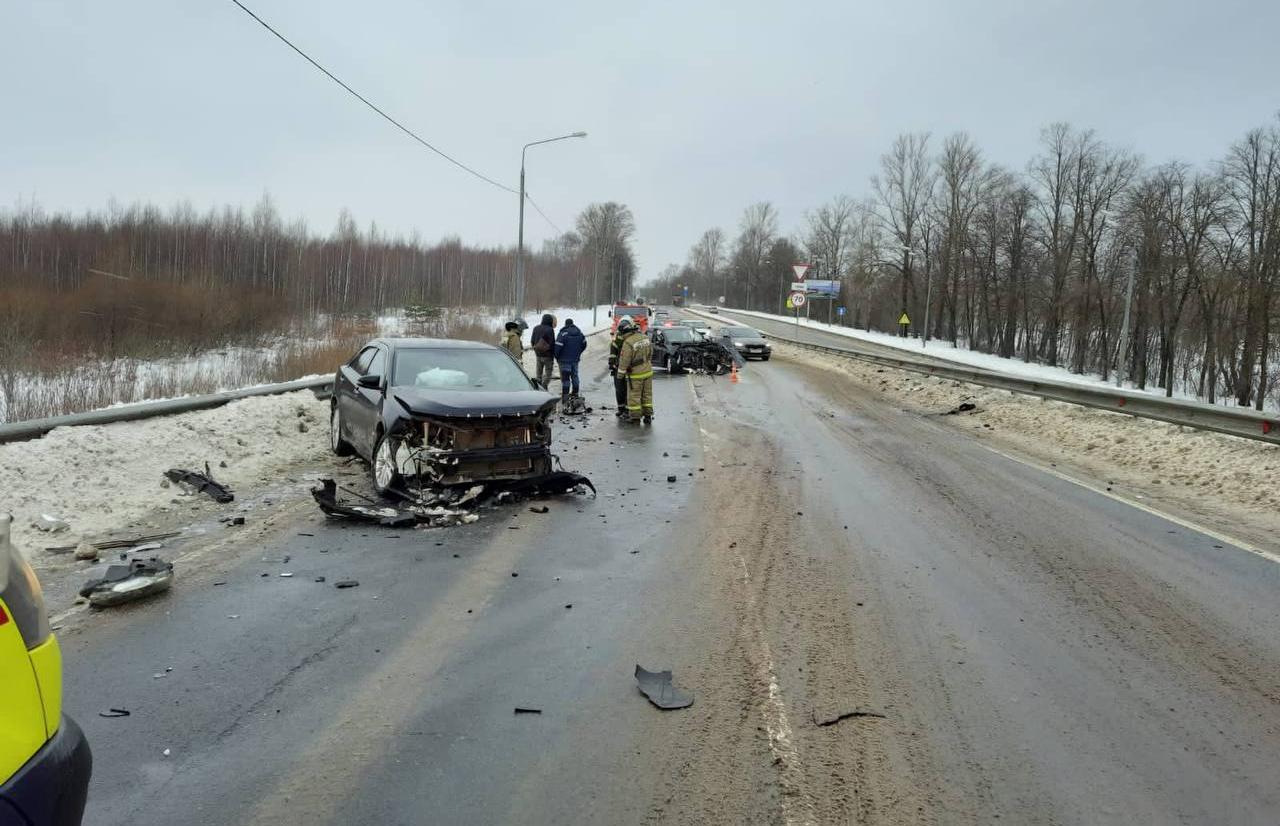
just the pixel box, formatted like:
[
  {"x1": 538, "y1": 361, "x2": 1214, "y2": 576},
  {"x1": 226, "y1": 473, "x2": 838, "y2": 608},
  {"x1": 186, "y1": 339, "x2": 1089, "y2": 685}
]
[{"x1": 873, "y1": 133, "x2": 935, "y2": 330}]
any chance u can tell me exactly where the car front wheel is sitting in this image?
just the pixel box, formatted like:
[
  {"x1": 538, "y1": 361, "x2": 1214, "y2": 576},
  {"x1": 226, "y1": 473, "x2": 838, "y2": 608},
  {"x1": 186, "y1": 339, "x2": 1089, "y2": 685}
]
[
  {"x1": 371, "y1": 432, "x2": 402, "y2": 496},
  {"x1": 330, "y1": 405, "x2": 353, "y2": 456}
]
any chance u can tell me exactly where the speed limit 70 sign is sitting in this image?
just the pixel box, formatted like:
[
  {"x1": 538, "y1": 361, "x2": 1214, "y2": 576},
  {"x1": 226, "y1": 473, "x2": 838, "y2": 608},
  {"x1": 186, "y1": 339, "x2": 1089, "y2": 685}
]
[{"x1": 790, "y1": 291, "x2": 806, "y2": 308}]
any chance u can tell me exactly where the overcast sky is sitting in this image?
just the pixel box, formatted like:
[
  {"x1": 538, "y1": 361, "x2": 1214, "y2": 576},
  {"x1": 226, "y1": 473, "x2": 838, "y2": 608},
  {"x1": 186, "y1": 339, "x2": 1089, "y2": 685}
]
[{"x1": 4, "y1": 0, "x2": 1278, "y2": 278}]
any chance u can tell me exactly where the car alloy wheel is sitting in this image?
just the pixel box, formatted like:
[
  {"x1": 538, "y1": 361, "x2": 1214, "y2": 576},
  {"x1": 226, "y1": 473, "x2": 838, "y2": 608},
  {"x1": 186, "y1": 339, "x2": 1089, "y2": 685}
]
[{"x1": 373, "y1": 434, "x2": 401, "y2": 494}]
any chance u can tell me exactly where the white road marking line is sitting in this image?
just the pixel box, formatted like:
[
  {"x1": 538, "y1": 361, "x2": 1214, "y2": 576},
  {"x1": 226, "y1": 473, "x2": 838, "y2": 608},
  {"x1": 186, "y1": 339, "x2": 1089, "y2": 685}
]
[
  {"x1": 733, "y1": 553, "x2": 815, "y2": 826},
  {"x1": 974, "y1": 441, "x2": 1280, "y2": 566}
]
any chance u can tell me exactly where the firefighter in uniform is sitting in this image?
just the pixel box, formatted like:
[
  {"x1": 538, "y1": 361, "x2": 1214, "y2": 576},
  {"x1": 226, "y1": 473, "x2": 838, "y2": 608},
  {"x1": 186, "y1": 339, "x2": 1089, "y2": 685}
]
[
  {"x1": 615, "y1": 317, "x2": 654, "y2": 423},
  {"x1": 607, "y1": 319, "x2": 630, "y2": 417}
]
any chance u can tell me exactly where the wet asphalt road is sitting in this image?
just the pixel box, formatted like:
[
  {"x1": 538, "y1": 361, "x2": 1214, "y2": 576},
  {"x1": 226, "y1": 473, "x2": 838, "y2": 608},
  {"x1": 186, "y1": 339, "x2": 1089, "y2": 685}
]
[{"x1": 60, "y1": 316, "x2": 1280, "y2": 825}]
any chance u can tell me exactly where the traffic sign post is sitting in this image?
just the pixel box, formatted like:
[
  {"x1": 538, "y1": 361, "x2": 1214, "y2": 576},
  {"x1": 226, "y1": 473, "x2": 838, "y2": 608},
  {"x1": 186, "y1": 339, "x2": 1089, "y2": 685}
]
[{"x1": 898, "y1": 312, "x2": 911, "y2": 337}]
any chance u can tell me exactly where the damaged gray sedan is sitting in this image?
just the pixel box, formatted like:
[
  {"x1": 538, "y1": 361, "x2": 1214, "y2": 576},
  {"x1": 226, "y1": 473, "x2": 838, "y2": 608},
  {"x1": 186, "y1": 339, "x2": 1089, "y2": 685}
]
[{"x1": 330, "y1": 338, "x2": 557, "y2": 496}]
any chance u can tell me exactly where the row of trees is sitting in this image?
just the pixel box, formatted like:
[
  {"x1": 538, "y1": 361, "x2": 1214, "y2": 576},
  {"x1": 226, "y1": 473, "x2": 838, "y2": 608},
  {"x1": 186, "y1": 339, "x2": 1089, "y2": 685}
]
[
  {"x1": 0, "y1": 195, "x2": 638, "y2": 360},
  {"x1": 650, "y1": 119, "x2": 1280, "y2": 409}
]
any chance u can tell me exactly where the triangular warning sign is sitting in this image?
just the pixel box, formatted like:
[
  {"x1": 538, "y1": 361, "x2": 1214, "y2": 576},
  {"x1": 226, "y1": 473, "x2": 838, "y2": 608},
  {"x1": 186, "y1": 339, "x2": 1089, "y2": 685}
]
[
  {"x1": 898, "y1": 313, "x2": 911, "y2": 325},
  {"x1": 792, "y1": 264, "x2": 809, "y2": 281}
]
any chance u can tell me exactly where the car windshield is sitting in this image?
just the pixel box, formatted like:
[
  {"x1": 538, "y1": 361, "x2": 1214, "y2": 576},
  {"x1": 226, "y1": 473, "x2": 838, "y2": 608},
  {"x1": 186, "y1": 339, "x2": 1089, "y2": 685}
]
[
  {"x1": 662, "y1": 327, "x2": 697, "y2": 342},
  {"x1": 682, "y1": 321, "x2": 707, "y2": 329},
  {"x1": 390, "y1": 347, "x2": 532, "y2": 391},
  {"x1": 724, "y1": 327, "x2": 760, "y2": 338}
]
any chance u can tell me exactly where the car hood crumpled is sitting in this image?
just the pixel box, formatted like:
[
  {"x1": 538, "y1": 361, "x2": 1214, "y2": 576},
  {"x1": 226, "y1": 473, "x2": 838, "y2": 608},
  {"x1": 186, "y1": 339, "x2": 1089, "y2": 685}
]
[{"x1": 391, "y1": 387, "x2": 557, "y2": 418}]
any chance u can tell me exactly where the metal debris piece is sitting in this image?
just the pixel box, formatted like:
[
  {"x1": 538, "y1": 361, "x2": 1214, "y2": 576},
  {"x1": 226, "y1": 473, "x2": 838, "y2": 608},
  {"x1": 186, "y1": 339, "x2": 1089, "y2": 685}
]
[
  {"x1": 334, "y1": 579, "x2": 359, "y2": 589},
  {"x1": 812, "y1": 708, "x2": 886, "y2": 727},
  {"x1": 164, "y1": 464, "x2": 234, "y2": 503},
  {"x1": 79, "y1": 558, "x2": 174, "y2": 608},
  {"x1": 92, "y1": 531, "x2": 181, "y2": 551},
  {"x1": 513, "y1": 707, "x2": 542, "y2": 715},
  {"x1": 635, "y1": 665, "x2": 694, "y2": 710}
]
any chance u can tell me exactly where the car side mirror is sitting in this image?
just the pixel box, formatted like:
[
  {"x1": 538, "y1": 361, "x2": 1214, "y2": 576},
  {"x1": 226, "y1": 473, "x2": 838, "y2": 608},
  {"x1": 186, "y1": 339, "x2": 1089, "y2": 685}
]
[{"x1": 357, "y1": 374, "x2": 382, "y2": 389}]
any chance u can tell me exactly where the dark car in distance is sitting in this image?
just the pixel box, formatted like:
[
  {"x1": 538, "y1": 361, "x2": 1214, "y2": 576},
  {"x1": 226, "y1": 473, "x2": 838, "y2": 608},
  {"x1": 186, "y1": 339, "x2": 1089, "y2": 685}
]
[
  {"x1": 331, "y1": 338, "x2": 557, "y2": 496},
  {"x1": 716, "y1": 326, "x2": 772, "y2": 360}
]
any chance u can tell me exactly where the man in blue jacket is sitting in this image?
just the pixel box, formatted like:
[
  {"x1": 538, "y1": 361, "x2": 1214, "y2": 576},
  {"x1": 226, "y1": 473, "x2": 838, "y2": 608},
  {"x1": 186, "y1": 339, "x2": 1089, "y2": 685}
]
[{"x1": 553, "y1": 318, "x2": 587, "y2": 401}]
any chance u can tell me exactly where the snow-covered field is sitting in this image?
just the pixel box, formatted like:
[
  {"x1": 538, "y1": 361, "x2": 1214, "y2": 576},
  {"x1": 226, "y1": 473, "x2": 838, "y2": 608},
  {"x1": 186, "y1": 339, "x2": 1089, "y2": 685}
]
[
  {"x1": 710, "y1": 306, "x2": 1279, "y2": 411},
  {"x1": 1, "y1": 305, "x2": 610, "y2": 424}
]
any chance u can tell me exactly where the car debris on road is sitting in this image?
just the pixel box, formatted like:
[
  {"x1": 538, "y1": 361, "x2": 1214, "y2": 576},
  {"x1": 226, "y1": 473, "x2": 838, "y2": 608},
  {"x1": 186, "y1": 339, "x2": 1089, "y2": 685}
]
[
  {"x1": 635, "y1": 665, "x2": 694, "y2": 710},
  {"x1": 165, "y1": 464, "x2": 234, "y2": 503},
  {"x1": 79, "y1": 558, "x2": 174, "y2": 608}
]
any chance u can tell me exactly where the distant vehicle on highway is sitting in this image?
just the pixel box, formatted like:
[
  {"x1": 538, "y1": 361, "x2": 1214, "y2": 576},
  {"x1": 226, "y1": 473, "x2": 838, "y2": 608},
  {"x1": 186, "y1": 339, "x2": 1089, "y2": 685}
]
[
  {"x1": 608, "y1": 304, "x2": 650, "y2": 334},
  {"x1": 677, "y1": 319, "x2": 711, "y2": 339},
  {"x1": 0, "y1": 514, "x2": 92, "y2": 826},
  {"x1": 330, "y1": 338, "x2": 557, "y2": 496},
  {"x1": 716, "y1": 326, "x2": 772, "y2": 360}
]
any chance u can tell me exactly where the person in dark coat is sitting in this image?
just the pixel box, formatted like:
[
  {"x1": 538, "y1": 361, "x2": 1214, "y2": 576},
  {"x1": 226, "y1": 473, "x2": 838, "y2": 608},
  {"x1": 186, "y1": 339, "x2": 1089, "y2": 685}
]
[
  {"x1": 530, "y1": 313, "x2": 557, "y2": 389},
  {"x1": 553, "y1": 319, "x2": 587, "y2": 400}
]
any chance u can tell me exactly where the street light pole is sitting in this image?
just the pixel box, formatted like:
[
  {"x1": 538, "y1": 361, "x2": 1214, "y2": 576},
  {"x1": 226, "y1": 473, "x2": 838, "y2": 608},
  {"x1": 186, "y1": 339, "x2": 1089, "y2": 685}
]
[
  {"x1": 515, "y1": 131, "x2": 587, "y2": 322},
  {"x1": 1115, "y1": 262, "x2": 1136, "y2": 387}
]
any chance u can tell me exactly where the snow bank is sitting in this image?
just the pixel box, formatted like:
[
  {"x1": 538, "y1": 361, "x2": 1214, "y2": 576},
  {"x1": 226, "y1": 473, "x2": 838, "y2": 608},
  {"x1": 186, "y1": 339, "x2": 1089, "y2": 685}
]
[{"x1": 0, "y1": 390, "x2": 330, "y2": 560}]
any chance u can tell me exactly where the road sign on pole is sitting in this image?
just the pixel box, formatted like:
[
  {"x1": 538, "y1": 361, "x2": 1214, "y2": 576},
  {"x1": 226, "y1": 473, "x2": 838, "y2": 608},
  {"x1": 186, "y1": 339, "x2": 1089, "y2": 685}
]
[
  {"x1": 837, "y1": 306, "x2": 846, "y2": 316},
  {"x1": 790, "y1": 281, "x2": 807, "y2": 292},
  {"x1": 792, "y1": 264, "x2": 809, "y2": 281},
  {"x1": 790, "y1": 292, "x2": 807, "y2": 308}
]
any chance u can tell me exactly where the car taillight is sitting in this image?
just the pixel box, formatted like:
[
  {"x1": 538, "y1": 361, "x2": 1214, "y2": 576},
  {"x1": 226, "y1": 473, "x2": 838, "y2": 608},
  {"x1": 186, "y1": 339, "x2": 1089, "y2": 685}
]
[{"x1": 0, "y1": 515, "x2": 53, "y2": 649}]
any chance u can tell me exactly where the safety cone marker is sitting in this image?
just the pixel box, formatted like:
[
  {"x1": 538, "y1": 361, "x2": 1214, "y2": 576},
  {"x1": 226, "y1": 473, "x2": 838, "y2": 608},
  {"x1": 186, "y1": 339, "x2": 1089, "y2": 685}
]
[{"x1": 730, "y1": 364, "x2": 740, "y2": 384}]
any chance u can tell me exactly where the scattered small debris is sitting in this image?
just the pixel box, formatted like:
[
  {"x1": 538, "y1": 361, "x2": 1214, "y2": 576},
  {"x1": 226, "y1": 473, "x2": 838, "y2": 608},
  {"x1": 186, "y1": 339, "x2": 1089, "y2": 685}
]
[
  {"x1": 74, "y1": 542, "x2": 99, "y2": 561},
  {"x1": 334, "y1": 579, "x2": 360, "y2": 589},
  {"x1": 315, "y1": 576, "x2": 326, "y2": 583},
  {"x1": 944, "y1": 401, "x2": 978, "y2": 416},
  {"x1": 529, "y1": 505, "x2": 550, "y2": 514},
  {"x1": 279, "y1": 572, "x2": 294, "y2": 578},
  {"x1": 812, "y1": 708, "x2": 886, "y2": 727},
  {"x1": 91, "y1": 531, "x2": 181, "y2": 551},
  {"x1": 564, "y1": 603, "x2": 573, "y2": 609},
  {"x1": 32, "y1": 514, "x2": 69, "y2": 533},
  {"x1": 79, "y1": 558, "x2": 174, "y2": 608},
  {"x1": 513, "y1": 707, "x2": 543, "y2": 715},
  {"x1": 98, "y1": 708, "x2": 131, "y2": 718},
  {"x1": 162, "y1": 748, "x2": 171, "y2": 757},
  {"x1": 666, "y1": 475, "x2": 677, "y2": 483},
  {"x1": 635, "y1": 665, "x2": 693, "y2": 710},
  {"x1": 227, "y1": 614, "x2": 240, "y2": 619},
  {"x1": 312, "y1": 480, "x2": 419, "y2": 527},
  {"x1": 164, "y1": 464, "x2": 234, "y2": 503},
  {"x1": 511, "y1": 572, "x2": 519, "y2": 577},
  {"x1": 297, "y1": 532, "x2": 315, "y2": 537},
  {"x1": 229, "y1": 516, "x2": 246, "y2": 527}
]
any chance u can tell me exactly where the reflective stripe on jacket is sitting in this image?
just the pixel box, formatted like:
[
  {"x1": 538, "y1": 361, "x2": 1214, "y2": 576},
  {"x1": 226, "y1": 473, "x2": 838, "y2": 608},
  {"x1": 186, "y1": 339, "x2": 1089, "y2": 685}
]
[{"x1": 616, "y1": 331, "x2": 653, "y2": 378}]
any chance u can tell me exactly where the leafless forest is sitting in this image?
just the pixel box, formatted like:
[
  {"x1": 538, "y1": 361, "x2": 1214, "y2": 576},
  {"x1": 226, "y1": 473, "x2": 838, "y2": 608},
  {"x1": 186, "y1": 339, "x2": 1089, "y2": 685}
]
[
  {"x1": 655, "y1": 120, "x2": 1280, "y2": 409},
  {"x1": 0, "y1": 195, "x2": 636, "y2": 421}
]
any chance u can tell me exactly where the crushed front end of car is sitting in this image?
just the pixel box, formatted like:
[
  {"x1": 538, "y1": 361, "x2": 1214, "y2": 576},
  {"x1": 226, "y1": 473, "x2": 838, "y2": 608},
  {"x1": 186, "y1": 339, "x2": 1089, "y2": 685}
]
[{"x1": 384, "y1": 390, "x2": 558, "y2": 489}]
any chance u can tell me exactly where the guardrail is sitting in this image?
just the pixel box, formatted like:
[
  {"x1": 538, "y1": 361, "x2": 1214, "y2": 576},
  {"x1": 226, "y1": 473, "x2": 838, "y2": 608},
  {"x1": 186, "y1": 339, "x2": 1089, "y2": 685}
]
[
  {"x1": 0, "y1": 376, "x2": 333, "y2": 445},
  {"x1": 686, "y1": 308, "x2": 1279, "y2": 446}
]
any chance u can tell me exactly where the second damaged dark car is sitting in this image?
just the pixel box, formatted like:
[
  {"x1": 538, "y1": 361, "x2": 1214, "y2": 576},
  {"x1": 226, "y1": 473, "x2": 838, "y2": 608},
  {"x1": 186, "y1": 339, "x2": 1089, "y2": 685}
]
[{"x1": 331, "y1": 338, "x2": 557, "y2": 496}]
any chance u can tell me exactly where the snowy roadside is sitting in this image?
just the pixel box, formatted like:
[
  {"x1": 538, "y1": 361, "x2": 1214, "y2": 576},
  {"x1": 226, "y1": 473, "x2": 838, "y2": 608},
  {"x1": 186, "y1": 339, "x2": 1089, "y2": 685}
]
[
  {"x1": 714, "y1": 306, "x2": 1278, "y2": 410},
  {"x1": 1, "y1": 390, "x2": 334, "y2": 570},
  {"x1": 781, "y1": 341, "x2": 1280, "y2": 553}
]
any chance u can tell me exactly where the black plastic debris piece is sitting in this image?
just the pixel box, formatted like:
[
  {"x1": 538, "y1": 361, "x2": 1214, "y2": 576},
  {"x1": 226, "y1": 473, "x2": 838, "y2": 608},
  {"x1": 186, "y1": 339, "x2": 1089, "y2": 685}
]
[
  {"x1": 164, "y1": 465, "x2": 234, "y2": 503},
  {"x1": 944, "y1": 401, "x2": 978, "y2": 416},
  {"x1": 334, "y1": 579, "x2": 360, "y2": 589},
  {"x1": 499, "y1": 471, "x2": 596, "y2": 499},
  {"x1": 79, "y1": 558, "x2": 174, "y2": 608},
  {"x1": 812, "y1": 708, "x2": 886, "y2": 727},
  {"x1": 230, "y1": 516, "x2": 246, "y2": 526},
  {"x1": 513, "y1": 707, "x2": 542, "y2": 715},
  {"x1": 315, "y1": 576, "x2": 326, "y2": 583},
  {"x1": 311, "y1": 480, "x2": 418, "y2": 527},
  {"x1": 98, "y1": 708, "x2": 131, "y2": 718},
  {"x1": 666, "y1": 475, "x2": 677, "y2": 483},
  {"x1": 635, "y1": 665, "x2": 694, "y2": 710},
  {"x1": 529, "y1": 505, "x2": 550, "y2": 514}
]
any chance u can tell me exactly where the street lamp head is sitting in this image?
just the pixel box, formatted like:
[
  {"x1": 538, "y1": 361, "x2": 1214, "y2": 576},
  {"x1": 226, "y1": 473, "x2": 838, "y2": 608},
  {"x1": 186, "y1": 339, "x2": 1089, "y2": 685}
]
[{"x1": 571, "y1": 131, "x2": 588, "y2": 138}]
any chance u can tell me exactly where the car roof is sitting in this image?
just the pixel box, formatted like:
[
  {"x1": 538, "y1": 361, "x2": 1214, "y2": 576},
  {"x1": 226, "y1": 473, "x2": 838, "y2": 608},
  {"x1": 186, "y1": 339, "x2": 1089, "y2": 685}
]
[{"x1": 368, "y1": 337, "x2": 500, "y2": 351}]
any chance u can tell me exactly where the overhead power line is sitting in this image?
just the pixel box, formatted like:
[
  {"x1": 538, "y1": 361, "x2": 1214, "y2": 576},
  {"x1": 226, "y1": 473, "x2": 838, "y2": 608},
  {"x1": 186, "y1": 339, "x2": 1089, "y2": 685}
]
[{"x1": 228, "y1": 0, "x2": 519, "y2": 197}]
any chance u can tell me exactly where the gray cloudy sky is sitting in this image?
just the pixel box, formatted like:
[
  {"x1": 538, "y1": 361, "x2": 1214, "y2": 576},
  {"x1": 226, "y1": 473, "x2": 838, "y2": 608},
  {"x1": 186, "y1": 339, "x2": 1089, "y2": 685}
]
[{"x1": 4, "y1": 0, "x2": 1278, "y2": 277}]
